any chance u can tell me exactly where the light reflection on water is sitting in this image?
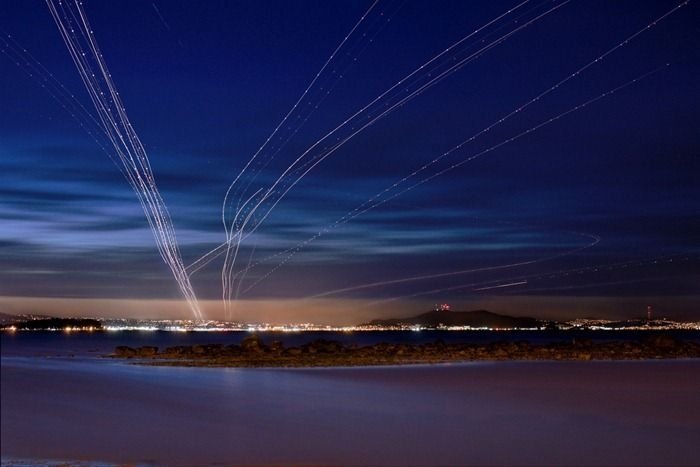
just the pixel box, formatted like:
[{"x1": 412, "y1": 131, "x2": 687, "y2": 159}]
[
  {"x1": 2, "y1": 350, "x2": 700, "y2": 466},
  {"x1": 3, "y1": 329, "x2": 699, "y2": 358}
]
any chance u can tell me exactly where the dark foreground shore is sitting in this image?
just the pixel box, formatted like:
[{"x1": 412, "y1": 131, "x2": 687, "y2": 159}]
[{"x1": 112, "y1": 333, "x2": 700, "y2": 367}]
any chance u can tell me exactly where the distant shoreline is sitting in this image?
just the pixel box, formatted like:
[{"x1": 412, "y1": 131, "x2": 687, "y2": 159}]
[
  {"x1": 4, "y1": 309, "x2": 698, "y2": 333},
  {"x1": 110, "y1": 334, "x2": 700, "y2": 368}
]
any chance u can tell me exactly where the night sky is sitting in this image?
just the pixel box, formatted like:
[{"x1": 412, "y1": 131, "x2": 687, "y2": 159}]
[{"x1": 1, "y1": 0, "x2": 698, "y2": 323}]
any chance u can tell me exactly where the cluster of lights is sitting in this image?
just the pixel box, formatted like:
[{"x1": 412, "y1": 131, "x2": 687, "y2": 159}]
[
  {"x1": 4, "y1": 325, "x2": 98, "y2": 332},
  {"x1": 559, "y1": 319, "x2": 700, "y2": 332},
  {"x1": 5, "y1": 319, "x2": 699, "y2": 333}
]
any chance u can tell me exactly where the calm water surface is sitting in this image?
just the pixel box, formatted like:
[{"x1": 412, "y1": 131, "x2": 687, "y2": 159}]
[
  {"x1": 2, "y1": 332, "x2": 700, "y2": 466},
  {"x1": 3, "y1": 329, "x2": 699, "y2": 357}
]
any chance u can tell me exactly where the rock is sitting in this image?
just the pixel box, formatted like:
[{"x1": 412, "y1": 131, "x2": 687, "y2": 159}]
[
  {"x1": 225, "y1": 344, "x2": 242, "y2": 355},
  {"x1": 645, "y1": 334, "x2": 677, "y2": 349},
  {"x1": 135, "y1": 346, "x2": 158, "y2": 357},
  {"x1": 163, "y1": 345, "x2": 192, "y2": 356},
  {"x1": 241, "y1": 334, "x2": 266, "y2": 353},
  {"x1": 110, "y1": 335, "x2": 700, "y2": 367},
  {"x1": 201, "y1": 344, "x2": 224, "y2": 355},
  {"x1": 114, "y1": 346, "x2": 137, "y2": 357}
]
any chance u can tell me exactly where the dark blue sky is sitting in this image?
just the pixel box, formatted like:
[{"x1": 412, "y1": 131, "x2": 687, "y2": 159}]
[{"x1": 1, "y1": 0, "x2": 698, "y2": 322}]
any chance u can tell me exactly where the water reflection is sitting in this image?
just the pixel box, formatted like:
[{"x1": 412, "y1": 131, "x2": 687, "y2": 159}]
[{"x1": 2, "y1": 355, "x2": 700, "y2": 465}]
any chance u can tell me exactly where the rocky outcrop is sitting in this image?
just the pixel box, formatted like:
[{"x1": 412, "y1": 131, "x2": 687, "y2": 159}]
[
  {"x1": 115, "y1": 345, "x2": 157, "y2": 357},
  {"x1": 110, "y1": 334, "x2": 700, "y2": 367},
  {"x1": 644, "y1": 333, "x2": 677, "y2": 349},
  {"x1": 114, "y1": 346, "x2": 137, "y2": 357},
  {"x1": 240, "y1": 335, "x2": 266, "y2": 353}
]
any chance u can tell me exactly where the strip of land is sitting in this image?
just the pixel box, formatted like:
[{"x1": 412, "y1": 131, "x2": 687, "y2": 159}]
[{"x1": 111, "y1": 334, "x2": 700, "y2": 367}]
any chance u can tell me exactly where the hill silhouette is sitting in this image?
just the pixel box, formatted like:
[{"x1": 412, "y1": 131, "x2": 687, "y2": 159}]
[{"x1": 365, "y1": 309, "x2": 541, "y2": 329}]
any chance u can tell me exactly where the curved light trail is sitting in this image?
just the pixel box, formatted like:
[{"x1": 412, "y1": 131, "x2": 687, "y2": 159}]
[{"x1": 46, "y1": 0, "x2": 202, "y2": 320}]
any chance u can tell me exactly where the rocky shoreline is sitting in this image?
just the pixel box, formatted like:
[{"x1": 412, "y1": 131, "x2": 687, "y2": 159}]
[{"x1": 110, "y1": 334, "x2": 700, "y2": 368}]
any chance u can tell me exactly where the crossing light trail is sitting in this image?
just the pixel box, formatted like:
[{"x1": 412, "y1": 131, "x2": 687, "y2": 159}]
[
  {"x1": 224, "y1": 1, "x2": 406, "y2": 262},
  {"x1": 301, "y1": 64, "x2": 669, "y2": 300},
  {"x1": 211, "y1": 0, "x2": 568, "y2": 311},
  {"x1": 221, "y1": 0, "x2": 535, "y2": 231},
  {"x1": 188, "y1": 0, "x2": 541, "y2": 276},
  {"x1": 221, "y1": 0, "x2": 382, "y2": 242},
  {"x1": 237, "y1": 59, "x2": 676, "y2": 296},
  {"x1": 5, "y1": 2, "x2": 692, "y2": 320},
  {"x1": 361, "y1": 254, "x2": 699, "y2": 307},
  {"x1": 46, "y1": 0, "x2": 202, "y2": 320},
  {"x1": 231, "y1": 0, "x2": 692, "y2": 294},
  {"x1": 321, "y1": 61, "x2": 671, "y2": 264},
  {"x1": 183, "y1": 1, "x2": 690, "y2": 314},
  {"x1": 327, "y1": 0, "x2": 692, "y2": 223},
  {"x1": 191, "y1": 0, "x2": 686, "y2": 291},
  {"x1": 224, "y1": 0, "x2": 566, "y2": 244},
  {"x1": 219, "y1": 0, "x2": 392, "y2": 316},
  {"x1": 219, "y1": 0, "x2": 540, "y2": 312},
  {"x1": 5, "y1": 1, "x2": 544, "y2": 296},
  {"x1": 308, "y1": 232, "x2": 600, "y2": 299}
]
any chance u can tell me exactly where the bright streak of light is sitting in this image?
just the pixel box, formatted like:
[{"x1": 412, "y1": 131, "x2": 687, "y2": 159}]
[
  {"x1": 219, "y1": 0, "x2": 383, "y2": 317},
  {"x1": 13, "y1": 1, "x2": 689, "y2": 319},
  {"x1": 473, "y1": 281, "x2": 528, "y2": 291},
  {"x1": 310, "y1": 232, "x2": 600, "y2": 299},
  {"x1": 188, "y1": 0, "x2": 688, "y2": 301},
  {"x1": 0, "y1": 33, "x2": 127, "y2": 179},
  {"x1": 197, "y1": 0, "x2": 570, "y2": 313},
  {"x1": 45, "y1": 0, "x2": 201, "y2": 320},
  {"x1": 307, "y1": 65, "x2": 666, "y2": 300},
  {"x1": 364, "y1": 254, "x2": 697, "y2": 307}
]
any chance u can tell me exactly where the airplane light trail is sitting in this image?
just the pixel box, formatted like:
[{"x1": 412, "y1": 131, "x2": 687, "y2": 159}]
[
  {"x1": 45, "y1": 0, "x2": 201, "y2": 320},
  {"x1": 3, "y1": 1, "x2": 695, "y2": 322},
  {"x1": 304, "y1": 63, "x2": 668, "y2": 300},
  {"x1": 236, "y1": 61, "x2": 672, "y2": 296},
  {"x1": 186, "y1": 0, "x2": 689, "y2": 304},
  {"x1": 309, "y1": 232, "x2": 599, "y2": 299},
  {"x1": 473, "y1": 281, "x2": 528, "y2": 291},
  {"x1": 199, "y1": 0, "x2": 571, "y2": 312},
  {"x1": 362, "y1": 254, "x2": 698, "y2": 308}
]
